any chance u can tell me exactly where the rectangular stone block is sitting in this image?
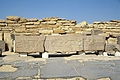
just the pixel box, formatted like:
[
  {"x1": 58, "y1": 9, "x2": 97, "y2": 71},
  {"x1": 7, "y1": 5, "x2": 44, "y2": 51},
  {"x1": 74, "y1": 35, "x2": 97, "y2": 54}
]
[
  {"x1": 4, "y1": 33, "x2": 13, "y2": 51},
  {"x1": 45, "y1": 34, "x2": 84, "y2": 52},
  {"x1": 15, "y1": 35, "x2": 45, "y2": 53},
  {"x1": 0, "y1": 40, "x2": 5, "y2": 52},
  {"x1": 84, "y1": 35, "x2": 105, "y2": 51}
]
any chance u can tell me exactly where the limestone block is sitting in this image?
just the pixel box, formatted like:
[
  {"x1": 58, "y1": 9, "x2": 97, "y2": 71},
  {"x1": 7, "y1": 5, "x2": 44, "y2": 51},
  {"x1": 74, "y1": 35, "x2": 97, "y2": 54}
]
[
  {"x1": 0, "y1": 20, "x2": 6, "y2": 23},
  {"x1": 40, "y1": 24, "x2": 58, "y2": 28},
  {"x1": 98, "y1": 33, "x2": 109, "y2": 37},
  {"x1": 45, "y1": 34, "x2": 84, "y2": 52},
  {"x1": 15, "y1": 35, "x2": 45, "y2": 53},
  {"x1": 1, "y1": 27, "x2": 13, "y2": 31},
  {"x1": 14, "y1": 27, "x2": 26, "y2": 32},
  {"x1": 25, "y1": 25, "x2": 40, "y2": 28},
  {"x1": 14, "y1": 33, "x2": 40, "y2": 36},
  {"x1": 84, "y1": 35, "x2": 105, "y2": 51},
  {"x1": 117, "y1": 36, "x2": 120, "y2": 45},
  {"x1": 53, "y1": 29, "x2": 66, "y2": 34},
  {"x1": 18, "y1": 17, "x2": 27, "y2": 23},
  {"x1": 0, "y1": 32, "x2": 3, "y2": 40},
  {"x1": 0, "y1": 40, "x2": 5, "y2": 52},
  {"x1": 6, "y1": 16, "x2": 20, "y2": 21},
  {"x1": 39, "y1": 30, "x2": 53, "y2": 34},
  {"x1": 62, "y1": 23, "x2": 75, "y2": 26},
  {"x1": 7, "y1": 24, "x2": 21, "y2": 27},
  {"x1": 91, "y1": 29, "x2": 103, "y2": 35},
  {"x1": 0, "y1": 23, "x2": 7, "y2": 27},
  {"x1": 41, "y1": 21, "x2": 56, "y2": 25},
  {"x1": 24, "y1": 22, "x2": 40, "y2": 25},
  {"x1": 105, "y1": 43, "x2": 120, "y2": 53},
  {"x1": 27, "y1": 19, "x2": 38, "y2": 22},
  {"x1": 107, "y1": 37, "x2": 117, "y2": 44},
  {"x1": 75, "y1": 21, "x2": 88, "y2": 28},
  {"x1": 5, "y1": 20, "x2": 17, "y2": 24},
  {"x1": 4, "y1": 33, "x2": 13, "y2": 51}
]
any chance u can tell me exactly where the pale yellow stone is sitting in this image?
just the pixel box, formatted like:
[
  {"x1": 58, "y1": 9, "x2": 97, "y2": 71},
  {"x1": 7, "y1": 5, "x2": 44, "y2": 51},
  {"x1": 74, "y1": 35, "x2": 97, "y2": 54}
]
[
  {"x1": 107, "y1": 37, "x2": 117, "y2": 44},
  {"x1": 0, "y1": 65, "x2": 17, "y2": 72},
  {"x1": 97, "y1": 77, "x2": 111, "y2": 80},
  {"x1": 39, "y1": 30, "x2": 53, "y2": 34}
]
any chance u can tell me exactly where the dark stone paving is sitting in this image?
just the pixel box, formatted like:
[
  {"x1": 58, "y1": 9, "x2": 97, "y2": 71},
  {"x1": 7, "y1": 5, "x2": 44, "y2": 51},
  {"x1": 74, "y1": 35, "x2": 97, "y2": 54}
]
[
  {"x1": 40, "y1": 58, "x2": 78, "y2": 78},
  {"x1": 0, "y1": 57, "x2": 120, "y2": 80}
]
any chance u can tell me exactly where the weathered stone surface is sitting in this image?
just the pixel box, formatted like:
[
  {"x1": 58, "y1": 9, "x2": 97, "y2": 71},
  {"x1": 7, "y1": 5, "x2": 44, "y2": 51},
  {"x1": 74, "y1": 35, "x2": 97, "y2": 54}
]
[
  {"x1": 14, "y1": 27, "x2": 26, "y2": 32},
  {"x1": 53, "y1": 29, "x2": 66, "y2": 34},
  {"x1": 18, "y1": 17, "x2": 27, "y2": 23},
  {"x1": 84, "y1": 35, "x2": 105, "y2": 51},
  {"x1": 5, "y1": 20, "x2": 17, "y2": 24},
  {"x1": 107, "y1": 37, "x2": 117, "y2": 44},
  {"x1": 0, "y1": 32, "x2": 3, "y2": 40},
  {"x1": 6, "y1": 16, "x2": 20, "y2": 21},
  {"x1": 117, "y1": 36, "x2": 120, "y2": 45},
  {"x1": 45, "y1": 34, "x2": 83, "y2": 52},
  {"x1": 40, "y1": 24, "x2": 58, "y2": 28},
  {"x1": 0, "y1": 40, "x2": 5, "y2": 52},
  {"x1": 0, "y1": 23, "x2": 7, "y2": 27},
  {"x1": 0, "y1": 20, "x2": 6, "y2": 23},
  {"x1": 15, "y1": 35, "x2": 45, "y2": 53},
  {"x1": 4, "y1": 33, "x2": 13, "y2": 51},
  {"x1": 105, "y1": 43, "x2": 120, "y2": 53},
  {"x1": 91, "y1": 29, "x2": 103, "y2": 35},
  {"x1": 26, "y1": 19, "x2": 38, "y2": 22},
  {"x1": 39, "y1": 30, "x2": 53, "y2": 34},
  {"x1": 8, "y1": 23, "x2": 21, "y2": 27}
]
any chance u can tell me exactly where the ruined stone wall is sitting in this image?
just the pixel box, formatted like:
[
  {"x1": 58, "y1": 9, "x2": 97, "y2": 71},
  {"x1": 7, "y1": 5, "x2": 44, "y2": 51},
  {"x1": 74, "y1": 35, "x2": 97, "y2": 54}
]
[{"x1": 0, "y1": 16, "x2": 120, "y2": 54}]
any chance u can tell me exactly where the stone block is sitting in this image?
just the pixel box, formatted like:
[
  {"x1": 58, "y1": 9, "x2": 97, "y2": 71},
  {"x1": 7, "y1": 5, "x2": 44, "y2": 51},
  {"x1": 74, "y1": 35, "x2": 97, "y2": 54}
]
[
  {"x1": 40, "y1": 24, "x2": 58, "y2": 28},
  {"x1": 39, "y1": 30, "x2": 53, "y2": 34},
  {"x1": 6, "y1": 16, "x2": 20, "y2": 21},
  {"x1": 45, "y1": 34, "x2": 84, "y2": 52},
  {"x1": 5, "y1": 20, "x2": 17, "y2": 24},
  {"x1": 117, "y1": 36, "x2": 120, "y2": 45},
  {"x1": 91, "y1": 29, "x2": 103, "y2": 35},
  {"x1": 53, "y1": 29, "x2": 66, "y2": 34},
  {"x1": 84, "y1": 35, "x2": 105, "y2": 51},
  {"x1": 15, "y1": 35, "x2": 45, "y2": 53},
  {"x1": 0, "y1": 23, "x2": 7, "y2": 27},
  {"x1": 0, "y1": 40, "x2": 5, "y2": 52},
  {"x1": 25, "y1": 25, "x2": 40, "y2": 28},
  {"x1": 14, "y1": 27, "x2": 26, "y2": 32},
  {"x1": 4, "y1": 33, "x2": 13, "y2": 51},
  {"x1": 7, "y1": 24, "x2": 21, "y2": 27},
  {"x1": 107, "y1": 37, "x2": 117, "y2": 44},
  {"x1": 26, "y1": 19, "x2": 38, "y2": 22},
  {"x1": 0, "y1": 32, "x2": 3, "y2": 40},
  {"x1": 0, "y1": 20, "x2": 6, "y2": 23}
]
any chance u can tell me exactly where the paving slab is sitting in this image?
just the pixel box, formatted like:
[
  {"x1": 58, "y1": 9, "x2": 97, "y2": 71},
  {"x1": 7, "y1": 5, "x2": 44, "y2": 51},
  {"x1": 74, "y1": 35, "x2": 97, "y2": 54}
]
[{"x1": 40, "y1": 58, "x2": 79, "y2": 78}]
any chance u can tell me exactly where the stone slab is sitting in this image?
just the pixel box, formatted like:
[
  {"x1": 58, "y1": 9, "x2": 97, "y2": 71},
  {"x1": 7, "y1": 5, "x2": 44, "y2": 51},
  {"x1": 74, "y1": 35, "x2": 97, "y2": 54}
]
[
  {"x1": 0, "y1": 40, "x2": 5, "y2": 52},
  {"x1": 84, "y1": 35, "x2": 105, "y2": 51},
  {"x1": 45, "y1": 34, "x2": 84, "y2": 52},
  {"x1": 15, "y1": 35, "x2": 45, "y2": 53}
]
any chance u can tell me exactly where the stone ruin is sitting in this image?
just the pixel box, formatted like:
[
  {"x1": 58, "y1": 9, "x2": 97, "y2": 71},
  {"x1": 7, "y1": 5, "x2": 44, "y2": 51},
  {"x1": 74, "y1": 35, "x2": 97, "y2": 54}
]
[{"x1": 0, "y1": 16, "x2": 120, "y2": 56}]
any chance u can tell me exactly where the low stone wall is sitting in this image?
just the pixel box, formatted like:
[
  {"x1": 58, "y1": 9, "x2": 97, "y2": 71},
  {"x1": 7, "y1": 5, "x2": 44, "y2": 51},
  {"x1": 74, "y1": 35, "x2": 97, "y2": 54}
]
[{"x1": 14, "y1": 34, "x2": 105, "y2": 53}]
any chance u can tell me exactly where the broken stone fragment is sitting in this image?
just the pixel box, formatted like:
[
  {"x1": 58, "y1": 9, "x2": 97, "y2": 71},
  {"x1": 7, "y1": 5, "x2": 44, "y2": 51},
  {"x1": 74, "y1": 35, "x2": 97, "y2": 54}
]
[{"x1": 6, "y1": 16, "x2": 20, "y2": 21}]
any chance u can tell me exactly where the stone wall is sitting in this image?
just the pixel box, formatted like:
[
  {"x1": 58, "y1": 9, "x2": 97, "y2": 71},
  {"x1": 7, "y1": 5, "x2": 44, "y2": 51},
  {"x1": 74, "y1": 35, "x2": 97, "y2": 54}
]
[{"x1": 0, "y1": 16, "x2": 120, "y2": 54}]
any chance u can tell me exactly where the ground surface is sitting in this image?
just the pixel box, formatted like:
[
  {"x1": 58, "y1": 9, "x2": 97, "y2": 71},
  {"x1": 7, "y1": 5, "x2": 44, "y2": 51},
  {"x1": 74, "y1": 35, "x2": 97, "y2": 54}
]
[{"x1": 0, "y1": 52, "x2": 120, "y2": 80}]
